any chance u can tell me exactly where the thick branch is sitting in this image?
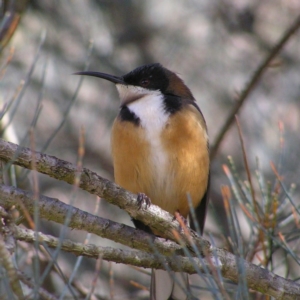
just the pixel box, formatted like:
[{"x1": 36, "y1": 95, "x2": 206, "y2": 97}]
[
  {"x1": 0, "y1": 138, "x2": 210, "y2": 249},
  {"x1": 0, "y1": 184, "x2": 183, "y2": 256},
  {"x1": 0, "y1": 139, "x2": 299, "y2": 297},
  {"x1": 14, "y1": 225, "x2": 300, "y2": 300}
]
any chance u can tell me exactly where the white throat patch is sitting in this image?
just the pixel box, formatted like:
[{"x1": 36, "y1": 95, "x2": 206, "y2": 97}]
[
  {"x1": 117, "y1": 84, "x2": 170, "y2": 185},
  {"x1": 116, "y1": 84, "x2": 169, "y2": 133}
]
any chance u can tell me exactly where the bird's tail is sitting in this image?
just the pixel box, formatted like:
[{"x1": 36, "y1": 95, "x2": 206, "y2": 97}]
[{"x1": 150, "y1": 269, "x2": 190, "y2": 300}]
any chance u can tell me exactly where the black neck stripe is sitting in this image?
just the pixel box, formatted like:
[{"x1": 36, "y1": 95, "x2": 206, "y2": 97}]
[
  {"x1": 163, "y1": 94, "x2": 183, "y2": 114},
  {"x1": 119, "y1": 106, "x2": 140, "y2": 126}
]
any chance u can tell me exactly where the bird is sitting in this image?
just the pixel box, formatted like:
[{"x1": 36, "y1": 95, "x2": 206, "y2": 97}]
[{"x1": 75, "y1": 63, "x2": 210, "y2": 300}]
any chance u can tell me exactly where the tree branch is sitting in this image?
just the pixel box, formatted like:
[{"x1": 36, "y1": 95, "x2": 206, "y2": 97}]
[
  {"x1": 0, "y1": 138, "x2": 210, "y2": 249},
  {"x1": 0, "y1": 232, "x2": 23, "y2": 298},
  {"x1": 13, "y1": 225, "x2": 300, "y2": 300},
  {"x1": 0, "y1": 140, "x2": 300, "y2": 299},
  {"x1": 17, "y1": 270, "x2": 58, "y2": 300},
  {"x1": 0, "y1": 183, "x2": 183, "y2": 256},
  {"x1": 0, "y1": 138, "x2": 300, "y2": 298},
  {"x1": 210, "y1": 14, "x2": 300, "y2": 159}
]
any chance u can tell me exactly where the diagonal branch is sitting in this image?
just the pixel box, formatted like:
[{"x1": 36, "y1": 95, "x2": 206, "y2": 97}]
[
  {"x1": 0, "y1": 138, "x2": 210, "y2": 249},
  {"x1": 0, "y1": 183, "x2": 183, "y2": 256},
  {"x1": 210, "y1": 14, "x2": 300, "y2": 159},
  {"x1": 0, "y1": 138, "x2": 300, "y2": 298},
  {"x1": 13, "y1": 225, "x2": 300, "y2": 300}
]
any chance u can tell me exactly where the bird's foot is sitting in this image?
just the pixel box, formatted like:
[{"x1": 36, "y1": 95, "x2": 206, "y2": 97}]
[
  {"x1": 137, "y1": 193, "x2": 151, "y2": 210},
  {"x1": 173, "y1": 211, "x2": 188, "y2": 228}
]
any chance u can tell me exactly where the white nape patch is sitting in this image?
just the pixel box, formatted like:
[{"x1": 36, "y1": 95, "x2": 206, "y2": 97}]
[{"x1": 116, "y1": 84, "x2": 170, "y2": 183}]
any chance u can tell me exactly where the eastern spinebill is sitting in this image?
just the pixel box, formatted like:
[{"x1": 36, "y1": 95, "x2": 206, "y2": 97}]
[{"x1": 75, "y1": 63, "x2": 210, "y2": 300}]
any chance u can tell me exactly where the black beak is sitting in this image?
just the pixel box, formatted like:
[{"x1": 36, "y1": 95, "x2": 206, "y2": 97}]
[{"x1": 74, "y1": 71, "x2": 124, "y2": 84}]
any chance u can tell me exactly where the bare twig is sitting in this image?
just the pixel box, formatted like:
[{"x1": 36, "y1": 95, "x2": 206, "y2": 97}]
[
  {"x1": 0, "y1": 138, "x2": 210, "y2": 247},
  {"x1": 17, "y1": 270, "x2": 58, "y2": 300},
  {"x1": 235, "y1": 116, "x2": 259, "y2": 220},
  {"x1": 13, "y1": 225, "x2": 300, "y2": 300},
  {"x1": 0, "y1": 0, "x2": 29, "y2": 51},
  {"x1": 0, "y1": 233, "x2": 23, "y2": 298},
  {"x1": 0, "y1": 139, "x2": 299, "y2": 298},
  {"x1": 0, "y1": 183, "x2": 184, "y2": 256},
  {"x1": 210, "y1": 15, "x2": 300, "y2": 159}
]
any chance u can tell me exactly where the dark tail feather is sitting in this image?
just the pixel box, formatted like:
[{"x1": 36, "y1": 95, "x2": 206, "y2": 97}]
[{"x1": 150, "y1": 269, "x2": 189, "y2": 300}]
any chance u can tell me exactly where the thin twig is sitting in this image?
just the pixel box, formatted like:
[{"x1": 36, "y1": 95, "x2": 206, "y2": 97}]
[
  {"x1": 235, "y1": 116, "x2": 259, "y2": 221},
  {"x1": 0, "y1": 233, "x2": 23, "y2": 298},
  {"x1": 210, "y1": 15, "x2": 300, "y2": 159},
  {"x1": 13, "y1": 225, "x2": 300, "y2": 299},
  {"x1": 17, "y1": 270, "x2": 58, "y2": 300}
]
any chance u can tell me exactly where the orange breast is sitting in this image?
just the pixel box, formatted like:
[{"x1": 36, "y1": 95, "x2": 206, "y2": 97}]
[
  {"x1": 111, "y1": 104, "x2": 209, "y2": 218},
  {"x1": 160, "y1": 105, "x2": 209, "y2": 217},
  {"x1": 111, "y1": 118, "x2": 153, "y2": 195}
]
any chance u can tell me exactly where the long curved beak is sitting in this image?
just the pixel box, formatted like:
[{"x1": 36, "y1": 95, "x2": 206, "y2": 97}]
[{"x1": 74, "y1": 71, "x2": 124, "y2": 84}]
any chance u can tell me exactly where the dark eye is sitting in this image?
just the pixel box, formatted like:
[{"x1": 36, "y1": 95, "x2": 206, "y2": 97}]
[{"x1": 140, "y1": 78, "x2": 150, "y2": 87}]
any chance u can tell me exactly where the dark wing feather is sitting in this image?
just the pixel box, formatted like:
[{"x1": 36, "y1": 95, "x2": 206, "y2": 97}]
[
  {"x1": 186, "y1": 100, "x2": 210, "y2": 235},
  {"x1": 189, "y1": 174, "x2": 210, "y2": 235}
]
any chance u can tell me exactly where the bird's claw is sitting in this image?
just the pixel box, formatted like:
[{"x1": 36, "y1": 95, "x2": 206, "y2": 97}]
[
  {"x1": 137, "y1": 193, "x2": 151, "y2": 210},
  {"x1": 173, "y1": 211, "x2": 188, "y2": 228}
]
